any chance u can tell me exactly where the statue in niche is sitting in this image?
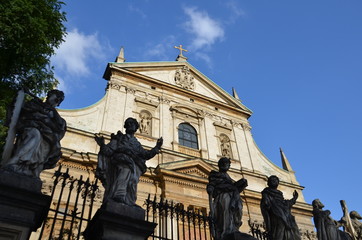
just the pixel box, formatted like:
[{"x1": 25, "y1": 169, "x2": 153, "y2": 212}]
[
  {"x1": 207, "y1": 157, "x2": 248, "y2": 240},
  {"x1": 2, "y1": 90, "x2": 66, "y2": 178},
  {"x1": 260, "y1": 175, "x2": 301, "y2": 240},
  {"x1": 139, "y1": 111, "x2": 151, "y2": 135},
  {"x1": 312, "y1": 199, "x2": 351, "y2": 240},
  {"x1": 220, "y1": 134, "x2": 232, "y2": 159},
  {"x1": 95, "y1": 117, "x2": 163, "y2": 206}
]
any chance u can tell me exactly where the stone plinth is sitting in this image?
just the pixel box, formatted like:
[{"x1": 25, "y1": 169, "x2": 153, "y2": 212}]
[
  {"x1": 0, "y1": 170, "x2": 51, "y2": 240},
  {"x1": 83, "y1": 201, "x2": 157, "y2": 240},
  {"x1": 222, "y1": 231, "x2": 258, "y2": 240}
]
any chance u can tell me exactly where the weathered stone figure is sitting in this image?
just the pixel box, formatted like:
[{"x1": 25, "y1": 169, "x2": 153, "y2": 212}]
[
  {"x1": 95, "y1": 117, "x2": 163, "y2": 206},
  {"x1": 2, "y1": 90, "x2": 66, "y2": 178},
  {"x1": 350, "y1": 211, "x2": 362, "y2": 239},
  {"x1": 207, "y1": 157, "x2": 248, "y2": 240},
  {"x1": 260, "y1": 175, "x2": 301, "y2": 240},
  {"x1": 312, "y1": 199, "x2": 351, "y2": 240}
]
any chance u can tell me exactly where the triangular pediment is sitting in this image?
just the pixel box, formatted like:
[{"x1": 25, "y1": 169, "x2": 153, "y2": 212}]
[
  {"x1": 156, "y1": 159, "x2": 217, "y2": 180},
  {"x1": 103, "y1": 61, "x2": 252, "y2": 116}
]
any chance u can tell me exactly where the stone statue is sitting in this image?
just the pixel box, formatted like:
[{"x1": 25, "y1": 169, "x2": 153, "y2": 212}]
[
  {"x1": 220, "y1": 135, "x2": 232, "y2": 159},
  {"x1": 207, "y1": 157, "x2": 248, "y2": 240},
  {"x1": 349, "y1": 211, "x2": 362, "y2": 239},
  {"x1": 95, "y1": 117, "x2": 163, "y2": 206},
  {"x1": 139, "y1": 112, "x2": 151, "y2": 135},
  {"x1": 312, "y1": 199, "x2": 351, "y2": 240},
  {"x1": 2, "y1": 90, "x2": 66, "y2": 178},
  {"x1": 260, "y1": 175, "x2": 301, "y2": 240}
]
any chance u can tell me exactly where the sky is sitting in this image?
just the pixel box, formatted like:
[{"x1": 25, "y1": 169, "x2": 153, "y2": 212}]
[{"x1": 51, "y1": 0, "x2": 362, "y2": 222}]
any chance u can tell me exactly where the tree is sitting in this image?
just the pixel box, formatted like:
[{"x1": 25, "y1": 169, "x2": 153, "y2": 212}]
[{"x1": 0, "y1": 0, "x2": 67, "y2": 155}]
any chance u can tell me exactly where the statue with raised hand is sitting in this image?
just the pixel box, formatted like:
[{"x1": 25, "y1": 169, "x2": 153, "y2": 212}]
[
  {"x1": 260, "y1": 175, "x2": 301, "y2": 240},
  {"x1": 2, "y1": 89, "x2": 66, "y2": 178},
  {"x1": 313, "y1": 199, "x2": 351, "y2": 240},
  {"x1": 207, "y1": 157, "x2": 248, "y2": 240},
  {"x1": 95, "y1": 117, "x2": 163, "y2": 206}
]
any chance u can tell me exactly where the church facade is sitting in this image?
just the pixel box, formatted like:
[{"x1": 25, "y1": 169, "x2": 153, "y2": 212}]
[{"x1": 55, "y1": 48, "x2": 314, "y2": 236}]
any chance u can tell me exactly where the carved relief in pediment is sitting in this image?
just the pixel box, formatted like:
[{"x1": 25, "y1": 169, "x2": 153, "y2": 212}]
[
  {"x1": 175, "y1": 66, "x2": 195, "y2": 90},
  {"x1": 176, "y1": 167, "x2": 209, "y2": 179}
]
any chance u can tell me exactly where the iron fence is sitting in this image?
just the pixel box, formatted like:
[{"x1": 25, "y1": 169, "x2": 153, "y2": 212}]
[
  {"x1": 145, "y1": 195, "x2": 212, "y2": 240},
  {"x1": 33, "y1": 166, "x2": 99, "y2": 240},
  {"x1": 31, "y1": 167, "x2": 270, "y2": 240}
]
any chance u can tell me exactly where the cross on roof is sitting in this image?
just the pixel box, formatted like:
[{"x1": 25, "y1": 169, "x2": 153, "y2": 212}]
[{"x1": 174, "y1": 45, "x2": 188, "y2": 56}]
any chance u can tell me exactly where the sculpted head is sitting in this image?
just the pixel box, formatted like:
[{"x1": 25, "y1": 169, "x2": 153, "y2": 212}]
[
  {"x1": 46, "y1": 89, "x2": 65, "y2": 107},
  {"x1": 124, "y1": 117, "x2": 139, "y2": 134},
  {"x1": 218, "y1": 157, "x2": 231, "y2": 172},
  {"x1": 312, "y1": 199, "x2": 324, "y2": 209},
  {"x1": 350, "y1": 211, "x2": 362, "y2": 220},
  {"x1": 267, "y1": 175, "x2": 279, "y2": 189}
]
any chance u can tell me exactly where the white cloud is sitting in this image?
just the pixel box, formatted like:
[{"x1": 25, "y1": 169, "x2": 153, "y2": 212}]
[
  {"x1": 183, "y1": 7, "x2": 225, "y2": 51},
  {"x1": 195, "y1": 52, "x2": 213, "y2": 68},
  {"x1": 225, "y1": 1, "x2": 245, "y2": 24},
  {"x1": 128, "y1": 5, "x2": 147, "y2": 19},
  {"x1": 144, "y1": 35, "x2": 176, "y2": 60},
  {"x1": 55, "y1": 74, "x2": 68, "y2": 94},
  {"x1": 52, "y1": 29, "x2": 105, "y2": 77}
]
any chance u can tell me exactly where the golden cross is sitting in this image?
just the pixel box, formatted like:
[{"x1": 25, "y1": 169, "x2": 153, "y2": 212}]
[{"x1": 174, "y1": 45, "x2": 188, "y2": 56}]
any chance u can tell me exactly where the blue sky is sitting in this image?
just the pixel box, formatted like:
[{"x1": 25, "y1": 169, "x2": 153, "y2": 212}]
[{"x1": 52, "y1": 1, "x2": 362, "y2": 222}]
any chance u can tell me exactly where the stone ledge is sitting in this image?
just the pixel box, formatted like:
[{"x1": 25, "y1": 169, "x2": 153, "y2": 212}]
[
  {"x1": 222, "y1": 231, "x2": 258, "y2": 240},
  {"x1": 0, "y1": 169, "x2": 42, "y2": 193},
  {"x1": 84, "y1": 208, "x2": 156, "y2": 240}
]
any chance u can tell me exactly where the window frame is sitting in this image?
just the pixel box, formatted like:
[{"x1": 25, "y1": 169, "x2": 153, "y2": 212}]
[{"x1": 178, "y1": 123, "x2": 199, "y2": 149}]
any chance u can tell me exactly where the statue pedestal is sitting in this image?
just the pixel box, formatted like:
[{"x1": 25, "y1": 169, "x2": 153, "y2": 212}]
[
  {"x1": 222, "y1": 232, "x2": 258, "y2": 240},
  {"x1": 0, "y1": 170, "x2": 51, "y2": 240},
  {"x1": 84, "y1": 200, "x2": 157, "y2": 240}
]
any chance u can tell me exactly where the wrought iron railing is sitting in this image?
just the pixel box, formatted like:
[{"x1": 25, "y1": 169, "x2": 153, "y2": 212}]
[
  {"x1": 30, "y1": 167, "x2": 273, "y2": 240},
  {"x1": 32, "y1": 166, "x2": 100, "y2": 240},
  {"x1": 144, "y1": 195, "x2": 212, "y2": 240}
]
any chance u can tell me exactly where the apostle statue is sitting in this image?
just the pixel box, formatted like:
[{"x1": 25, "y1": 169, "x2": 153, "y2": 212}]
[
  {"x1": 95, "y1": 117, "x2": 163, "y2": 206},
  {"x1": 207, "y1": 157, "x2": 248, "y2": 240},
  {"x1": 312, "y1": 199, "x2": 351, "y2": 240},
  {"x1": 260, "y1": 175, "x2": 301, "y2": 240},
  {"x1": 2, "y1": 89, "x2": 66, "y2": 178},
  {"x1": 349, "y1": 211, "x2": 362, "y2": 239}
]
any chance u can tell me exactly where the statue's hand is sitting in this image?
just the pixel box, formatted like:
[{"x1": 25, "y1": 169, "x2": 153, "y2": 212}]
[
  {"x1": 95, "y1": 134, "x2": 105, "y2": 146},
  {"x1": 156, "y1": 137, "x2": 163, "y2": 149},
  {"x1": 293, "y1": 190, "x2": 299, "y2": 200}
]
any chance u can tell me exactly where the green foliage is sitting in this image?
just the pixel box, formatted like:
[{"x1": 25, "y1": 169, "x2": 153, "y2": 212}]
[{"x1": 0, "y1": 0, "x2": 67, "y2": 156}]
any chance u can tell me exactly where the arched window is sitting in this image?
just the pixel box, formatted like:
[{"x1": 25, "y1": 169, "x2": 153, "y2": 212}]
[{"x1": 178, "y1": 123, "x2": 198, "y2": 149}]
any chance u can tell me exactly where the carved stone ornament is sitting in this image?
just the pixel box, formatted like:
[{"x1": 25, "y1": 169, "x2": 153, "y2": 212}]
[
  {"x1": 107, "y1": 82, "x2": 121, "y2": 91},
  {"x1": 174, "y1": 66, "x2": 195, "y2": 90}
]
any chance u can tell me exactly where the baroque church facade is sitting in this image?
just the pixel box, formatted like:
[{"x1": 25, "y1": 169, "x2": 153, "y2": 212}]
[{"x1": 52, "y1": 48, "x2": 314, "y2": 236}]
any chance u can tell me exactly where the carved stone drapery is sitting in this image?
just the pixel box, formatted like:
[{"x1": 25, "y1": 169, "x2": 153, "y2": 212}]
[{"x1": 174, "y1": 66, "x2": 195, "y2": 90}]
